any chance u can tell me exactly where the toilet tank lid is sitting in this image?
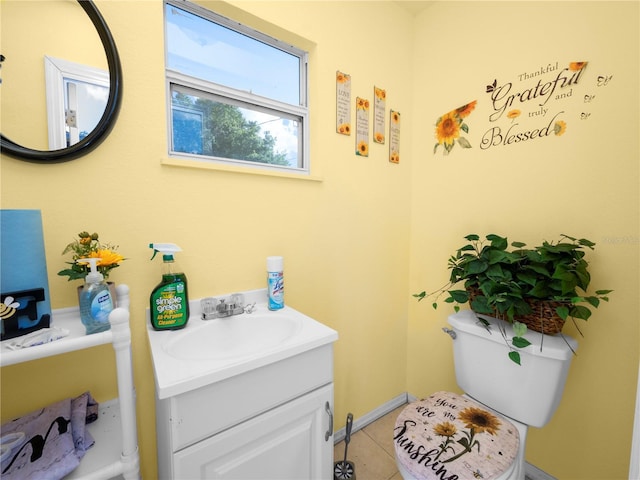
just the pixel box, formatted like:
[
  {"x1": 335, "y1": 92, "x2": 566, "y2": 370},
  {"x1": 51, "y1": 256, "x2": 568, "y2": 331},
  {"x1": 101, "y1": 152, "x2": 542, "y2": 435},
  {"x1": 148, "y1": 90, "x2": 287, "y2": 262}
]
[{"x1": 448, "y1": 309, "x2": 579, "y2": 360}]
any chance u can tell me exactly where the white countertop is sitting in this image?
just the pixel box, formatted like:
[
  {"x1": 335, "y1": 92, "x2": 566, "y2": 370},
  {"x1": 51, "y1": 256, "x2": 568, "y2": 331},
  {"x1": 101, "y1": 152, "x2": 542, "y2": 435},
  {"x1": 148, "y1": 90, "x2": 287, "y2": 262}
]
[{"x1": 146, "y1": 289, "x2": 338, "y2": 399}]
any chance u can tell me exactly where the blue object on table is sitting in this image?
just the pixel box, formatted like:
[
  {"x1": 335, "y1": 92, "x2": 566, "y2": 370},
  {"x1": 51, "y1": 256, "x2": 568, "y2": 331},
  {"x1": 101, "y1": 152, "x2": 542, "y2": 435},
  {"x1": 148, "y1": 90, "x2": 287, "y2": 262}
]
[{"x1": 0, "y1": 210, "x2": 52, "y2": 340}]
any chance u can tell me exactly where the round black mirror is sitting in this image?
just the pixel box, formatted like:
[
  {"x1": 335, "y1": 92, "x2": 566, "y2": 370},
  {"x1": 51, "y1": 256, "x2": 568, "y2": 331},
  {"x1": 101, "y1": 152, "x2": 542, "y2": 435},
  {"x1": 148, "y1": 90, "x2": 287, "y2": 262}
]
[{"x1": 0, "y1": 0, "x2": 122, "y2": 163}]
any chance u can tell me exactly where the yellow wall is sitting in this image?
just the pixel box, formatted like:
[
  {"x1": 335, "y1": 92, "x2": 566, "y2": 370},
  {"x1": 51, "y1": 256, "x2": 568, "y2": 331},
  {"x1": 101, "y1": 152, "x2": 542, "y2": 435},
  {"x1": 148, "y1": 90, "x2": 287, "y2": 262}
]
[
  {"x1": 408, "y1": 2, "x2": 639, "y2": 479},
  {"x1": 1, "y1": 1, "x2": 413, "y2": 478},
  {"x1": 0, "y1": 1, "x2": 638, "y2": 480}
]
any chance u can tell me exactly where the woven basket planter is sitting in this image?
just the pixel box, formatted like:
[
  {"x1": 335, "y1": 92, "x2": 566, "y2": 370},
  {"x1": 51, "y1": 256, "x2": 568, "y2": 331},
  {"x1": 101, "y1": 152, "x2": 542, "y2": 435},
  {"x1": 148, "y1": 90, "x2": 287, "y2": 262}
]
[{"x1": 467, "y1": 286, "x2": 567, "y2": 335}]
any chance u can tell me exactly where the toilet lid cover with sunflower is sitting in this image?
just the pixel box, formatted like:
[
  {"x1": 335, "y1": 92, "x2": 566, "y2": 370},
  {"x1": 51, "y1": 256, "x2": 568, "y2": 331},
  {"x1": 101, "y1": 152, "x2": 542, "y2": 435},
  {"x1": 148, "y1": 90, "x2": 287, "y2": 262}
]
[{"x1": 394, "y1": 391, "x2": 519, "y2": 480}]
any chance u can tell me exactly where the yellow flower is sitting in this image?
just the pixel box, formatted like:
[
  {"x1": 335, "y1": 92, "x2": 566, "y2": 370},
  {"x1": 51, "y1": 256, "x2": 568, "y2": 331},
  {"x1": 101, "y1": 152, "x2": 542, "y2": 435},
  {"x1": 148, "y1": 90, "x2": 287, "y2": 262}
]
[
  {"x1": 338, "y1": 123, "x2": 351, "y2": 135},
  {"x1": 456, "y1": 100, "x2": 477, "y2": 119},
  {"x1": 435, "y1": 111, "x2": 461, "y2": 146},
  {"x1": 356, "y1": 140, "x2": 369, "y2": 156},
  {"x1": 554, "y1": 120, "x2": 567, "y2": 136},
  {"x1": 434, "y1": 422, "x2": 457, "y2": 437},
  {"x1": 375, "y1": 87, "x2": 386, "y2": 100},
  {"x1": 390, "y1": 152, "x2": 399, "y2": 163},
  {"x1": 88, "y1": 249, "x2": 125, "y2": 267},
  {"x1": 336, "y1": 72, "x2": 350, "y2": 83},
  {"x1": 375, "y1": 132, "x2": 385, "y2": 143},
  {"x1": 569, "y1": 62, "x2": 587, "y2": 71},
  {"x1": 391, "y1": 111, "x2": 400, "y2": 124},
  {"x1": 458, "y1": 407, "x2": 501, "y2": 435}
]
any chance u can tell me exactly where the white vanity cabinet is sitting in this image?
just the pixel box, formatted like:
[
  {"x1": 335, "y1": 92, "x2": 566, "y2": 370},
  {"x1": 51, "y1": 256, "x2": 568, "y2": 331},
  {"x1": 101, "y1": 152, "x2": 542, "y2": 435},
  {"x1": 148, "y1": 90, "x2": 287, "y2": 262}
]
[
  {"x1": 156, "y1": 344, "x2": 335, "y2": 479},
  {"x1": 0, "y1": 285, "x2": 140, "y2": 480},
  {"x1": 148, "y1": 291, "x2": 338, "y2": 480},
  {"x1": 172, "y1": 384, "x2": 332, "y2": 479}
]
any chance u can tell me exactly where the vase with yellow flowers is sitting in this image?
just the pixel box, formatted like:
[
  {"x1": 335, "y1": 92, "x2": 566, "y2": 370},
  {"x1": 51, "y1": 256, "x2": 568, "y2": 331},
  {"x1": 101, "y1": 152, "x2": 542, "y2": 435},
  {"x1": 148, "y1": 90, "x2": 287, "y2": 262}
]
[{"x1": 58, "y1": 231, "x2": 125, "y2": 306}]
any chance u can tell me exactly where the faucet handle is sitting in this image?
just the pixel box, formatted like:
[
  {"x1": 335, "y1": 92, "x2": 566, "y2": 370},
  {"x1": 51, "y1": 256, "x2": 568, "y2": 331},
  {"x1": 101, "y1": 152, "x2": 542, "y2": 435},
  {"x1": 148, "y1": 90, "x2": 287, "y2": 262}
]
[
  {"x1": 201, "y1": 297, "x2": 218, "y2": 320},
  {"x1": 230, "y1": 293, "x2": 244, "y2": 308}
]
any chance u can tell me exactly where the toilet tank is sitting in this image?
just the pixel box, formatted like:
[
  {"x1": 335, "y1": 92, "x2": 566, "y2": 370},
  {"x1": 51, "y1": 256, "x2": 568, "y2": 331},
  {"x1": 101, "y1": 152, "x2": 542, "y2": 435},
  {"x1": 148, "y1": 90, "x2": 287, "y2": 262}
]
[{"x1": 448, "y1": 310, "x2": 578, "y2": 428}]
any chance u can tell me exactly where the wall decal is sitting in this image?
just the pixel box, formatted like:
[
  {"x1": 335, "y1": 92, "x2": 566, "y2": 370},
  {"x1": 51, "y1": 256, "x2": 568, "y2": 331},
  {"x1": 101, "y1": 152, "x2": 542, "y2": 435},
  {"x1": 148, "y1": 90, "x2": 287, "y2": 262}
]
[
  {"x1": 355, "y1": 97, "x2": 370, "y2": 157},
  {"x1": 373, "y1": 86, "x2": 386, "y2": 144},
  {"x1": 581, "y1": 73, "x2": 613, "y2": 120},
  {"x1": 433, "y1": 100, "x2": 477, "y2": 155},
  {"x1": 433, "y1": 60, "x2": 611, "y2": 156},
  {"x1": 481, "y1": 61, "x2": 587, "y2": 151},
  {"x1": 389, "y1": 110, "x2": 401, "y2": 164},
  {"x1": 336, "y1": 71, "x2": 352, "y2": 135}
]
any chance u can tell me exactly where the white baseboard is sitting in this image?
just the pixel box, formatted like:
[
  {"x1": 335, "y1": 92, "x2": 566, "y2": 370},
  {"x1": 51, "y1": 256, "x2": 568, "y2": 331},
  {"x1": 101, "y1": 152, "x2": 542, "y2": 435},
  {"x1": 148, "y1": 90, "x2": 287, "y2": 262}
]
[
  {"x1": 333, "y1": 392, "x2": 557, "y2": 480},
  {"x1": 333, "y1": 392, "x2": 408, "y2": 443},
  {"x1": 525, "y1": 462, "x2": 557, "y2": 480}
]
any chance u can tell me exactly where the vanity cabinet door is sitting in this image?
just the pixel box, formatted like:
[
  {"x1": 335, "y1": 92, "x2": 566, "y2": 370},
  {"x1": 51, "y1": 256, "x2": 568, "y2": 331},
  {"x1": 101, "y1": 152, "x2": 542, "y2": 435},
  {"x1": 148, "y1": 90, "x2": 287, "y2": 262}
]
[{"x1": 173, "y1": 384, "x2": 334, "y2": 479}]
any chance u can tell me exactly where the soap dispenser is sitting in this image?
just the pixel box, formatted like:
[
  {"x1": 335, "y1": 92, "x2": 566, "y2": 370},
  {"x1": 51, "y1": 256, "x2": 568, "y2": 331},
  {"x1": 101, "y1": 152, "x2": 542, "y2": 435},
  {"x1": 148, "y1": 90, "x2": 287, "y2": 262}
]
[{"x1": 78, "y1": 257, "x2": 114, "y2": 334}]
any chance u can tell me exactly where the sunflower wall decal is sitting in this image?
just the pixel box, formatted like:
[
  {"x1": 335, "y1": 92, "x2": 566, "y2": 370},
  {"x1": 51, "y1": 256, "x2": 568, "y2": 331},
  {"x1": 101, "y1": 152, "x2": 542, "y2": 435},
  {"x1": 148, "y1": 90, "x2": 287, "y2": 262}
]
[{"x1": 434, "y1": 100, "x2": 477, "y2": 155}]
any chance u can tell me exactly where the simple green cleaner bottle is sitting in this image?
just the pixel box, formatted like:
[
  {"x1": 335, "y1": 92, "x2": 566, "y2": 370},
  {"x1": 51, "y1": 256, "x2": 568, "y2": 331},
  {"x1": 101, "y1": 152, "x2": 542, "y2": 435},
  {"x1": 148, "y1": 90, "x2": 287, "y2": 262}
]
[{"x1": 149, "y1": 243, "x2": 190, "y2": 330}]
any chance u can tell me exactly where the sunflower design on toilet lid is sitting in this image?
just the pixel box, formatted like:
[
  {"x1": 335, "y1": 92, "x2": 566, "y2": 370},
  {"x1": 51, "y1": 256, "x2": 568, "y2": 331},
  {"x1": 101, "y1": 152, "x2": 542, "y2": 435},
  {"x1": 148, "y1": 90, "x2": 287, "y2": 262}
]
[{"x1": 394, "y1": 391, "x2": 519, "y2": 480}]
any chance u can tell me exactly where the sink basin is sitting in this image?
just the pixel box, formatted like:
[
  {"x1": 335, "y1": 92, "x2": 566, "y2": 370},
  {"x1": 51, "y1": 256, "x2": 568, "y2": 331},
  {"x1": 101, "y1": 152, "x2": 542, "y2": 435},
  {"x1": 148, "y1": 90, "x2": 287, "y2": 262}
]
[
  {"x1": 148, "y1": 289, "x2": 339, "y2": 398},
  {"x1": 162, "y1": 313, "x2": 302, "y2": 361}
]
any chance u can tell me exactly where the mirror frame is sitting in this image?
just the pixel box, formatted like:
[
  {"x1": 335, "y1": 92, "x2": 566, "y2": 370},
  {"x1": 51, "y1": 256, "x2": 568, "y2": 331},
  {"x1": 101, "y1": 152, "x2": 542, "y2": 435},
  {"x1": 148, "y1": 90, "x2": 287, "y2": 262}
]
[{"x1": 0, "y1": 0, "x2": 122, "y2": 163}]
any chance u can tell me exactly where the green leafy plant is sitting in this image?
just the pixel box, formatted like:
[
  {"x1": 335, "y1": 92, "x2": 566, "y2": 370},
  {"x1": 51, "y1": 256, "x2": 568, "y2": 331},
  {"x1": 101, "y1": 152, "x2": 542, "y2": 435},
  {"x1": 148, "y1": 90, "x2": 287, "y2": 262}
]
[{"x1": 414, "y1": 234, "x2": 612, "y2": 364}]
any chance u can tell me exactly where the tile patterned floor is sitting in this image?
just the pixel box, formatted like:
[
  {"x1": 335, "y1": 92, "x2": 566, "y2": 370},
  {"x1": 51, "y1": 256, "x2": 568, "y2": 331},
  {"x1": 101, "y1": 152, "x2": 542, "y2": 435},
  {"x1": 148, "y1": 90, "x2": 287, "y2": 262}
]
[{"x1": 333, "y1": 405, "x2": 407, "y2": 480}]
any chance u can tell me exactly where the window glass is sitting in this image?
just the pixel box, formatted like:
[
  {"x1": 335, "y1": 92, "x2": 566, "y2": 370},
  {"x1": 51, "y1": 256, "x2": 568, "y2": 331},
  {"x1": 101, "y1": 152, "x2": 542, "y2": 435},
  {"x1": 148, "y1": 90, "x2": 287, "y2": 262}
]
[
  {"x1": 64, "y1": 78, "x2": 109, "y2": 145},
  {"x1": 170, "y1": 85, "x2": 302, "y2": 168},
  {"x1": 165, "y1": 1, "x2": 308, "y2": 173},
  {"x1": 166, "y1": 4, "x2": 300, "y2": 106}
]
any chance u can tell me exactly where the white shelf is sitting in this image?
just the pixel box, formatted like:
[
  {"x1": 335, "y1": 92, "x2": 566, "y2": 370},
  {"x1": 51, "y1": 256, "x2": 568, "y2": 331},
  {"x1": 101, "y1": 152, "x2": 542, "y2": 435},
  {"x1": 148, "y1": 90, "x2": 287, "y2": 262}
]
[
  {"x1": 67, "y1": 400, "x2": 124, "y2": 480},
  {"x1": 0, "y1": 306, "x2": 111, "y2": 367},
  {"x1": 0, "y1": 284, "x2": 140, "y2": 480}
]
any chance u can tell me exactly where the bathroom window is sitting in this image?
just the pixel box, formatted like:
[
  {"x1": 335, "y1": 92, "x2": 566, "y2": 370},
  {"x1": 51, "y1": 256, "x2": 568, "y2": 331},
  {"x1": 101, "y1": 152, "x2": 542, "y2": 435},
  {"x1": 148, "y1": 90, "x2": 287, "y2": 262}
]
[{"x1": 164, "y1": 1, "x2": 309, "y2": 174}]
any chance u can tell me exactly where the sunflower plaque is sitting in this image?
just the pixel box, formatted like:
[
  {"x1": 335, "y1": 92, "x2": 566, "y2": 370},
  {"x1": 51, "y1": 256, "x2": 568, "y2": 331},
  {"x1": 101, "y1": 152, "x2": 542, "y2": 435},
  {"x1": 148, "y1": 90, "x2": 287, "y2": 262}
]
[
  {"x1": 389, "y1": 110, "x2": 400, "y2": 163},
  {"x1": 373, "y1": 86, "x2": 386, "y2": 144},
  {"x1": 336, "y1": 71, "x2": 352, "y2": 135},
  {"x1": 355, "y1": 97, "x2": 370, "y2": 157}
]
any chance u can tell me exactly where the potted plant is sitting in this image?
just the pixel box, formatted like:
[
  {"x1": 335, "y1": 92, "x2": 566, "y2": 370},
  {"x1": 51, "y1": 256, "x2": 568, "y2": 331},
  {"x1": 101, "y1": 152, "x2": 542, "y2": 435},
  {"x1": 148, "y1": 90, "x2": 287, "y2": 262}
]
[
  {"x1": 58, "y1": 231, "x2": 125, "y2": 304},
  {"x1": 414, "y1": 234, "x2": 612, "y2": 364}
]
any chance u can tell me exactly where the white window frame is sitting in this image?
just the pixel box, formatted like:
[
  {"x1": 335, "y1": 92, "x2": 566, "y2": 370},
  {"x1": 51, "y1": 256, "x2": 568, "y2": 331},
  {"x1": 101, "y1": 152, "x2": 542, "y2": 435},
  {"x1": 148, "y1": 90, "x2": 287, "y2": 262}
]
[
  {"x1": 164, "y1": 0, "x2": 310, "y2": 175},
  {"x1": 44, "y1": 56, "x2": 109, "y2": 150}
]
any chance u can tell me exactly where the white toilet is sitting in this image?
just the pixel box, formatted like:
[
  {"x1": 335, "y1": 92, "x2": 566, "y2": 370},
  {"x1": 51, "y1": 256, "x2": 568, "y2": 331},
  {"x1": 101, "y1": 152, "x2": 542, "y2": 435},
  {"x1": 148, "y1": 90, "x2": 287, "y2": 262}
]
[{"x1": 394, "y1": 309, "x2": 578, "y2": 480}]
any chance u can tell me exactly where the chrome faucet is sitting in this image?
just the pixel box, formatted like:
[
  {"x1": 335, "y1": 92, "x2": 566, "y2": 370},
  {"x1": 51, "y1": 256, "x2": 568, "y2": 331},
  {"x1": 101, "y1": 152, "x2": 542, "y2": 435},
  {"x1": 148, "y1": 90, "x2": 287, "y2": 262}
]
[{"x1": 201, "y1": 293, "x2": 246, "y2": 320}]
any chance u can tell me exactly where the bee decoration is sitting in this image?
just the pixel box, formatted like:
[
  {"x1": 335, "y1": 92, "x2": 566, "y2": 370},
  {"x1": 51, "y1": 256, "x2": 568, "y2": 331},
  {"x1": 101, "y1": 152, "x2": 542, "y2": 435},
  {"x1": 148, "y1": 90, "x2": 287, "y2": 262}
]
[{"x1": 0, "y1": 296, "x2": 20, "y2": 320}]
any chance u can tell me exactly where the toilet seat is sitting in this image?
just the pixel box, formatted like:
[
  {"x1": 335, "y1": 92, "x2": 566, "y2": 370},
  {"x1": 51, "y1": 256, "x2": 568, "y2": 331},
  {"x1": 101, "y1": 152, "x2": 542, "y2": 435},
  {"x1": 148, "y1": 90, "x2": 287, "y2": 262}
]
[{"x1": 394, "y1": 391, "x2": 520, "y2": 480}]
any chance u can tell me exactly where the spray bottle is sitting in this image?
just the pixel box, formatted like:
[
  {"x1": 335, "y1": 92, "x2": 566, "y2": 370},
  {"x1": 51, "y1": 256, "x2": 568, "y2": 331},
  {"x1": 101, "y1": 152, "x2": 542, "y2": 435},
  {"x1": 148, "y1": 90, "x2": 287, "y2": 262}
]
[
  {"x1": 149, "y1": 243, "x2": 190, "y2": 330},
  {"x1": 78, "y1": 258, "x2": 114, "y2": 334}
]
